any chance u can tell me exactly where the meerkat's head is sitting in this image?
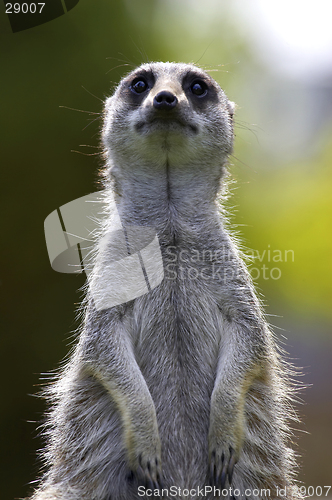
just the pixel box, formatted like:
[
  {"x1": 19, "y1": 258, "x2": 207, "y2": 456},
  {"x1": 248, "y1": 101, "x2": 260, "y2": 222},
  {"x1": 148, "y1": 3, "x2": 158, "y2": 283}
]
[{"x1": 102, "y1": 62, "x2": 235, "y2": 168}]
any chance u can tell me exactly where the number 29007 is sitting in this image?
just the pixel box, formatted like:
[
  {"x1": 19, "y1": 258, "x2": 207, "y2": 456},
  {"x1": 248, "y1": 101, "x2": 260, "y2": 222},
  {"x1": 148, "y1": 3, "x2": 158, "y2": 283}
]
[{"x1": 5, "y1": 3, "x2": 45, "y2": 14}]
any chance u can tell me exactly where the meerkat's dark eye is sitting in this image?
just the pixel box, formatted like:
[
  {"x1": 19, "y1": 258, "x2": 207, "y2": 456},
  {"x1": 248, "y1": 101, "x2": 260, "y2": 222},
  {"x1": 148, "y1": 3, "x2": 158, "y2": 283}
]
[
  {"x1": 190, "y1": 80, "x2": 208, "y2": 97},
  {"x1": 131, "y1": 78, "x2": 149, "y2": 94}
]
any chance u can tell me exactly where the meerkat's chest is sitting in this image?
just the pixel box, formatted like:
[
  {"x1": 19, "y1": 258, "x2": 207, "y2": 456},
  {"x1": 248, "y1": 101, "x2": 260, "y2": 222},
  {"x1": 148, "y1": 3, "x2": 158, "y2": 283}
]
[{"x1": 132, "y1": 273, "x2": 224, "y2": 365}]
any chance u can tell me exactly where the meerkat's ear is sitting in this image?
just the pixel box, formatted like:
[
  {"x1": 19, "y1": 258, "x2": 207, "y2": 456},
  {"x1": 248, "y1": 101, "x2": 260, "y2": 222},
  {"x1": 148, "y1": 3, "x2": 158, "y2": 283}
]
[{"x1": 227, "y1": 101, "x2": 236, "y2": 118}]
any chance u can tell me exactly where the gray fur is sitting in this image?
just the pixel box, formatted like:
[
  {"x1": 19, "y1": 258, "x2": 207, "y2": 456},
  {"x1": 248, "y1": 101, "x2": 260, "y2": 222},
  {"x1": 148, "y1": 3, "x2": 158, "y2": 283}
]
[{"x1": 29, "y1": 62, "x2": 302, "y2": 500}]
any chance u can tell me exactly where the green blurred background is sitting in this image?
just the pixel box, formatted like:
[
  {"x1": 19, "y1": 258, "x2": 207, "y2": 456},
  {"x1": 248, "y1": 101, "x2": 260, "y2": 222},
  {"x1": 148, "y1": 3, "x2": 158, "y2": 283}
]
[{"x1": 0, "y1": 1, "x2": 331, "y2": 498}]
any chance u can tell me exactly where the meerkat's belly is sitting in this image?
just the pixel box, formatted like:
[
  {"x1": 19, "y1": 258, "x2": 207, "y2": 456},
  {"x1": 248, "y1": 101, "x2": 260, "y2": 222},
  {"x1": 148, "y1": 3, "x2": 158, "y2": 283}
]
[{"x1": 132, "y1": 278, "x2": 222, "y2": 478}]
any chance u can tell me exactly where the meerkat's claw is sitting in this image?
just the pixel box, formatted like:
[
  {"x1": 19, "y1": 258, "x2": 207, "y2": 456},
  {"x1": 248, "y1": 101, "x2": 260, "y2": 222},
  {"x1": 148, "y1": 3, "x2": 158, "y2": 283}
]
[
  {"x1": 228, "y1": 447, "x2": 237, "y2": 484},
  {"x1": 209, "y1": 449, "x2": 217, "y2": 486},
  {"x1": 156, "y1": 472, "x2": 164, "y2": 490},
  {"x1": 209, "y1": 446, "x2": 237, "y2": 491},
  {"x1": 220, "y1": 458, "x2": 228, "y2": 488}
]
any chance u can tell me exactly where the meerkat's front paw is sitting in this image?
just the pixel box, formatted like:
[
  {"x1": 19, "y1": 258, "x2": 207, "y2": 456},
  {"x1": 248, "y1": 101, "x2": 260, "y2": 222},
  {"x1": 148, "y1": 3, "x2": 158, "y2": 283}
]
[
  {"x1": 209, "y1": 443, "x2": 238, "y2": 490},
  {"x1": 208, "y1": 404, "x2": 243, "y2": 491},
  {"x1": 135, "y1": 452, "x2": 163, "y2": 490},
  {"x1": 129, "y1": 440, "x2": 163, "y2": 491}
]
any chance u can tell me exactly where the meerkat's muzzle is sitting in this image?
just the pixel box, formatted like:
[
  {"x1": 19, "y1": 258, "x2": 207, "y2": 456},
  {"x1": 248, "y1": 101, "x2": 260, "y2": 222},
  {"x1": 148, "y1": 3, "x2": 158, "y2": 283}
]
[{"x1": 153, "y1": 90, "x2": 178, "y2": 111}]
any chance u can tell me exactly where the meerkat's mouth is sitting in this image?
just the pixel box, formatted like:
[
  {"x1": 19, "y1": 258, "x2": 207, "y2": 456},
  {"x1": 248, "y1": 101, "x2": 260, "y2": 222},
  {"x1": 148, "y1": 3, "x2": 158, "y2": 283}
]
[{"x1": 135, "y1": 117, "x2": 198, "y2": 135}]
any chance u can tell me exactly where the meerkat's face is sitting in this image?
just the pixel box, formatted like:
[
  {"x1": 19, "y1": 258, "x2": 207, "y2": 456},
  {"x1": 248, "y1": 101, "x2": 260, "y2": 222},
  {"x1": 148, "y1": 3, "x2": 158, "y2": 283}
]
[{"x1": 103, "y1": 62, "x2": 234, "y2": 165}]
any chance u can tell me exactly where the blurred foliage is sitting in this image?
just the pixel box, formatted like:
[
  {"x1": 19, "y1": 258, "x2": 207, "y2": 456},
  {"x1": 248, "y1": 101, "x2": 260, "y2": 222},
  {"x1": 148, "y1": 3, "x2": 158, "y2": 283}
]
[
  {"x1": 231, "y1": 137, "x2": 332, "y2": 323},
  {"x1": 0, "y1": 0, "x2": 331, "y2": 497}
]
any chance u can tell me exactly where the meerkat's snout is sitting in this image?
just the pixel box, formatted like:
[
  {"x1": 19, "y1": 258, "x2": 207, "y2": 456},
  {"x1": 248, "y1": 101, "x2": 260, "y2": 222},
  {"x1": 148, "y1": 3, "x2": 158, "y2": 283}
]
[{"x1": 153, "y1": 90, "x2": 178, "y2": 110}]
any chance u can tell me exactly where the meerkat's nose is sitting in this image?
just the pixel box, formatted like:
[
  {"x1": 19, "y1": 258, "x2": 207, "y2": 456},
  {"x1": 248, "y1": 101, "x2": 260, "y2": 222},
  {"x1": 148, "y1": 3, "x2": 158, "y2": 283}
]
[{"x1": 153, "y1": 91, "x2": 178, "y2": 110}]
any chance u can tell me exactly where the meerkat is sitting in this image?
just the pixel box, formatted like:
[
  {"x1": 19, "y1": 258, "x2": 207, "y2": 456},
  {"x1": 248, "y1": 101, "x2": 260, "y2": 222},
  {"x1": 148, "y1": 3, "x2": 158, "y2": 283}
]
[{"x1": 30, "y1": 62, "x2": 302, "y2": 500}]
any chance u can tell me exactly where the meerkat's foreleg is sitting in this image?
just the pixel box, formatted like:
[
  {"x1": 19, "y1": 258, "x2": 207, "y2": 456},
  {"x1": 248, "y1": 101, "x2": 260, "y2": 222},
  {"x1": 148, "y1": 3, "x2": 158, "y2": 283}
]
[
  {"x1": 83, "y1": 317, "x2": 163, "y2": 488},
  {"x1": 208, "y1": 320, "x2": 264, "y2": 489}
]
